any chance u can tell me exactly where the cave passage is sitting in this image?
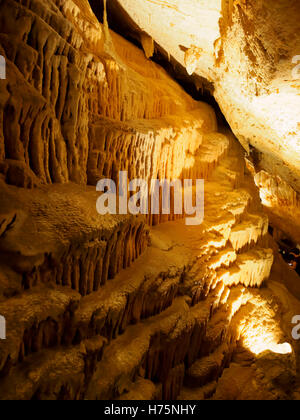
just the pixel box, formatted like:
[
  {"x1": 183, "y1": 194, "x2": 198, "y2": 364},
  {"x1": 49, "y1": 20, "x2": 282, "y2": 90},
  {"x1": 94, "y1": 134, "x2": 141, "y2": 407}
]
[{"x1": 0, "y1": 0, "x2": 299, "y2": 402}]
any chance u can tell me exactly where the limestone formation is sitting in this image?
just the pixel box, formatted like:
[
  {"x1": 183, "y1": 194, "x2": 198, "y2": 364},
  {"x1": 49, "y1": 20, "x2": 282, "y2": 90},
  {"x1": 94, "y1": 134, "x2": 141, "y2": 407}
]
[
  {"x1": 0, "y1": 0, "x2": 299, "y2": 401},
  {"x1": 115, "y1": 0, "x2": 300, "y2": 240}
]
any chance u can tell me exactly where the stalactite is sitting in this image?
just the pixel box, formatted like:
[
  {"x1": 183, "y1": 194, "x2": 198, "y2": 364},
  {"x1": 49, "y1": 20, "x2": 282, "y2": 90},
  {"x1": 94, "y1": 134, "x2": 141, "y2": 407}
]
[{"x1": 0, "y1": 0, "x2": 299, "y2": 402}]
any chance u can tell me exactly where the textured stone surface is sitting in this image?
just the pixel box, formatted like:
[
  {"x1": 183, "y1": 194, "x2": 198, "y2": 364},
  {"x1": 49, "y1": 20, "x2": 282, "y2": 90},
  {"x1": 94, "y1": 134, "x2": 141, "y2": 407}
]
[
  {"x1": 115, "y1": 0, "x2": 300, "y2": 239},
  {"x1": 0, "y1": 0, "x2": 299, "y2": 401}
]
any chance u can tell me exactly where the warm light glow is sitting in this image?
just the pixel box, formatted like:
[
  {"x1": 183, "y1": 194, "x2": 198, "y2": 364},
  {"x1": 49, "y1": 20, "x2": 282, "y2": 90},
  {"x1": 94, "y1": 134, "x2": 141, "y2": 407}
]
[
  {"x1": 245, "y1": 339, "x2": 292, "y2": 356},
  {"x1": 239, "y1": 293, "x2": 294, "y2": 357},
  {"x1": 257, "y1": 189, "x2": 272, "y2": 208},
  {"x1": 241, "y1": 324, "x2": 292, "y2": 355}
]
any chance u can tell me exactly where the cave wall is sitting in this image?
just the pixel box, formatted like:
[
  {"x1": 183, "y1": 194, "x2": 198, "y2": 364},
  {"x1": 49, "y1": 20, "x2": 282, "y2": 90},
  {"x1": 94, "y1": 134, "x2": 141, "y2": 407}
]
[
  {"x1": 0, "y1": 0, "x2": 222, "y2": 308},
  {"x1": 0, "y1": 0, "x2": 225, "y2": 399},
  {"x1": 114, "y1": 0, "x2": 300, "y2": 243},
  {"x1": 0, "y1": 0, "x2": 300, "y2": 401}
]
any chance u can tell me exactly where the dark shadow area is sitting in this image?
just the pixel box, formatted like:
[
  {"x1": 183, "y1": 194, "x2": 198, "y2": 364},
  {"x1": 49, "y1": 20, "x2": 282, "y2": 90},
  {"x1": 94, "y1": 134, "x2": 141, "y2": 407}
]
[
  {"x1": 269, "y1": 226, "x2": 300, "y2": 276},
  {"x1": 88, "y1": 0, "x2": 229, "y2": 128}
]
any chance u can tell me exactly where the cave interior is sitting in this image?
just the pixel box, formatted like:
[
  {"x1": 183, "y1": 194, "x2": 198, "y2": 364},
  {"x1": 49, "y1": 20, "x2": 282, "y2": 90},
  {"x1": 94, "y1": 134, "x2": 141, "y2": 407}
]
[{"x1": 0, "y1": 0, "x2": 300, "y2": 401}]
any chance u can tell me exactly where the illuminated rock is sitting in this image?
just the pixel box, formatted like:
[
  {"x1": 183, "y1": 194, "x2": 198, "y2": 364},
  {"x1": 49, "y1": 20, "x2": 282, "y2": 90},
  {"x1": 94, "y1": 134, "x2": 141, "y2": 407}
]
[
  {"x1": 0, "y1": 0, "x2": 299, "y2": 401},
  {"x1": 116, "y1": 0, "x2": 300, "y2": 236}
]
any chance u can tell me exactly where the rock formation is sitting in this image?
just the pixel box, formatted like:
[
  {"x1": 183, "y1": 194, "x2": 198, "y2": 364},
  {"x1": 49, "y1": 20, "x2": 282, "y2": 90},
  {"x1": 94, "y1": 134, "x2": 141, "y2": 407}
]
[
  {"x1": 114, "y1": 0, "x2": 300, "y2": 242},
  {"x1": 0, "y1": 0, "x2": 299, "y2": 400}
]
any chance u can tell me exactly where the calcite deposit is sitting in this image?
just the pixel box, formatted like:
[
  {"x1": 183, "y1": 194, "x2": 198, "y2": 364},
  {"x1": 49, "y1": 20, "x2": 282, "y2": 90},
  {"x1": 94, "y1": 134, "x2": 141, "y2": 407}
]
[
  {"x1": 115, "y1": 0, "x2": 300, "y2": 241},
  {"x1": 0, "y1": 0, "x2": 299, "y2": 401}
]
